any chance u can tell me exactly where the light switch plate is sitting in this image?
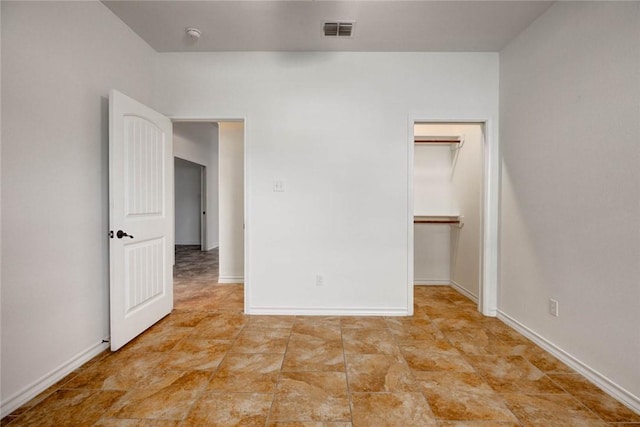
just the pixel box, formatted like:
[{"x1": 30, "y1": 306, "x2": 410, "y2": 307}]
[{"x1": 549, "y1": 299, "x2": 559, "y2": 317}]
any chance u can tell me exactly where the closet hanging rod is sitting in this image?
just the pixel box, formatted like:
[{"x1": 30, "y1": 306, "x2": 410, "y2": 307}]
[
  {"x1": 414, "y1": 140, "x2": 460, "y2": 144},
  {"x1": 414, "y1": 138, "x2": 461, "y2": 144},
  {"x1": 413, "y1": 215, "x2": 464, "y2": 228},
  {"x1": 414, "y1": 219, "x2": 460, "y2": 224}
]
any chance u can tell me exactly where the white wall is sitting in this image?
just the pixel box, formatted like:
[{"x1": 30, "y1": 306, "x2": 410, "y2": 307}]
[
  {"x1": 450, "y1": 125, "x2": 483, "y2": 299},
  {"x1": 451, "y1": 124, "x2": 484, "y2": 300},
  {"x1": 173, "y1": 122, "x2": 219, "y2": 249},
  {"x1": 413, "y1": 145, "x2": 455, "y2": 215},
  {"x1": 500, "y1": 1, "x2": 640, "y2": 403},
  {"x1": 155, "y1": 52, "x2": 498, "y2": 314},
  {"x1": 218, "y1": 122, "x2": 245, "y2": 283},
  {"x1": 174, "y1": 158, "x2": 202, "y2": 245},
  {"x1": 0, "y1": 3, "x2": 3, "y2": 393},
  {"x1": 414, "y1": 224, "x2": 451, "y2": 284},
  {"x1": 413, "y1": 144, "x2": 453, "y2": 283},
  {"x1": 1, "y1": 1, "x2": 157, "y2": 414}
]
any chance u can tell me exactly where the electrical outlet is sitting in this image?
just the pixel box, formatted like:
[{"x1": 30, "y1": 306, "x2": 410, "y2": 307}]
[
  {"x1": 273, "y1": 180, "x2": 284, "y2": 192},
  {"x1": 549, "y1": 299, "x2": 559, "y2": 317},
  {"x1": 315, "y1": 274, "x2": 324, "y2": 286}
]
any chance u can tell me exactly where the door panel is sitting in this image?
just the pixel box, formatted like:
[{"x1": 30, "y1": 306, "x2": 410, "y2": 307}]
[
  {"x1": 125, "y1": 116, "x2": 164, "y2": 216},
  {"x1": 109, "y1": 90, "x2": 173, "y2": 351},
  {"x1": 124, "y1": 237, "x2": 165, "y2": 313}
]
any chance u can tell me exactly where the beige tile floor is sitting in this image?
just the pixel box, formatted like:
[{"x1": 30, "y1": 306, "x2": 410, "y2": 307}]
[{"x1": 3, "y1": 247, "x2": 639, "y2": 426}]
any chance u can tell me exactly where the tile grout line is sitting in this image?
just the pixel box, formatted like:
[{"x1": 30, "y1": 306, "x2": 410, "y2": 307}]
[
  {"x1": 98, "y1": 310, "x2": 241, "y2": 424},
  {"x1": 435, "y1": 298, "x2": 523, "y2": 425},
  {"x1": 177, "y1": 309, "x2": 248, "y2": 423},
  {"x1": 544, "y1": 373, "x2": 614, "y2": 424},
  {"x1": 449, "y1": 310, "x2": 526, "y2": 426},
  {"x1": 416, "y1": 294, "x2": 523, "y2": 425},
  {"x1": 467, "y1": 323, "x2": 566, "y2": 425},
  {"x1": 340, "y1": 319, "x2": 356, "y2": 426},
  {"x1": 384, "y1": 315, "x2": 445, "y2": 423},
  {"x1": 264, "y1": 315, "x2": 296, "y2": 426},
  {"x1": 397, "y1": 309, "x2": 446, "y2": 424}
]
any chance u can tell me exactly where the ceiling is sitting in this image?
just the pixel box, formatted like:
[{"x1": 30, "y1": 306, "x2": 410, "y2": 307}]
[{"x1": 102, "y1": 1, "x2": 553, "y2": 52}]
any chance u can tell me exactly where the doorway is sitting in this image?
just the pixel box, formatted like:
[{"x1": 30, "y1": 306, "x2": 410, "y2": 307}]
[
  {"x1": 174, "y1": 157, "x2": 205, "y2": 249},
  {"x1": 409, "y1": 121, "x2": 498, "y2": 316},
  {"x1": 174, "y1": 156, "x2": 218, "y2": 286},
  {"x1": 172, "y1": 119, "x2": 247, "y2": 309}
]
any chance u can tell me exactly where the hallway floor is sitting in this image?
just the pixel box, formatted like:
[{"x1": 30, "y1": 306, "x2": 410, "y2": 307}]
[
  {"x1": 3, "y1": 247, "x2": 639, "y2": 426},
  {"x1": 173, "y1": 245, "x2": 244, "y2": 312}
]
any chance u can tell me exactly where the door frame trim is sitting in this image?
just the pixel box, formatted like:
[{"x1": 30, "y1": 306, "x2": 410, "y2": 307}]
[
  {"x1": 200, "y1": 164, "x2": 207, "y2": 251},
  {"x1": 173, "y1": 156, "x2": 207, "y2": 249},
  {"x1": 171, "y1": 116, "x2": 249, "y2": 312},
  {"x1": 407, "y1": 117, "x2": 499, "y2": 316}
]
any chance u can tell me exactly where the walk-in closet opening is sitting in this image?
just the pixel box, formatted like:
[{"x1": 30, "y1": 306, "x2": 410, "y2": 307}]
[{"x1": 412, "y1": 123, "x2": 484, "y2": 305}]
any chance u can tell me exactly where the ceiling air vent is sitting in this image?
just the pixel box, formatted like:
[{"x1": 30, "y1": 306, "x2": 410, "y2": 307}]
[{"x1": 323, "y1": 21, "x2": 355, "y2": 38}]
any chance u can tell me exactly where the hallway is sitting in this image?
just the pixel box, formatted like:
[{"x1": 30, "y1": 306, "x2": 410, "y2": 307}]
[{"x1": 2, "y1": 254, "x2": 638, "y2": 425}]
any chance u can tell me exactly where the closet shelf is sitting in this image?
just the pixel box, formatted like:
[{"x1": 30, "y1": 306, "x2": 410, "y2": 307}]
[
  {"x1": 414, "y1": 136, "x2": 464, "y2": 149},
  {"x1": 414, "y1": 215, "x2": 464, "y2": 228}
]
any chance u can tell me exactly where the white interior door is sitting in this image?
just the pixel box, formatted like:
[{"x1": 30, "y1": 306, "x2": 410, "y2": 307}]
[{"x1": 109, "y1": 90, "x2": 173, "y2": 351}]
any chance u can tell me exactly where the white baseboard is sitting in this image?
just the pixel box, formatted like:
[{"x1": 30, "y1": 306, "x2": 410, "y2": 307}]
[
  {"x1": 206, "y1": 244, "x2": 218, "y2": 251},
  {"x1": 414, "y1": 280, "x2": 451, "y2": 286},
  {"x1": 247, "y1": 306, "x2": 409, "y2": 316},
  {"x1": 497, "y1": 310, "x2": 640, "y2": 414},
  {"x1": 450, "y1": 280, "x2": 479, "y2": 303},
  {"x1": 218, "y1": 275, "x2": 244, "y2": 284},
  {"x1": 1, "y1": 338, "x2": 110, "y2": 417}
]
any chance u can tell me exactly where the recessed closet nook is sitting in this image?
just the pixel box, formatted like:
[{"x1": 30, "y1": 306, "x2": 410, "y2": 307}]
[{"x1": 413, "y1": 123, "x2": 483, "y2": 302}]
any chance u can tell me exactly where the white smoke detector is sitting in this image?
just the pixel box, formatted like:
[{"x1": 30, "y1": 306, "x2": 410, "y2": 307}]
[{"x1": 186, "y1": 28, "x2": 202, "y2": 40}]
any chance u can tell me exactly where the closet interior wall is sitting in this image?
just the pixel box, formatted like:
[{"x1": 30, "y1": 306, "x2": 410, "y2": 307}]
[{"x1": 413, "y1": 123, "x2": 483, "y2": 300}]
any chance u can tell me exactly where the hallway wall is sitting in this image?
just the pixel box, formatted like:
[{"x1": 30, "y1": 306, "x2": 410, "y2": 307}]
[
  {"x1": 218, "y1": 122, "x2": 245, "y2": 283},
  {"x1": 173, "y1": 122, "x2": 219, "y2": 249}
]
